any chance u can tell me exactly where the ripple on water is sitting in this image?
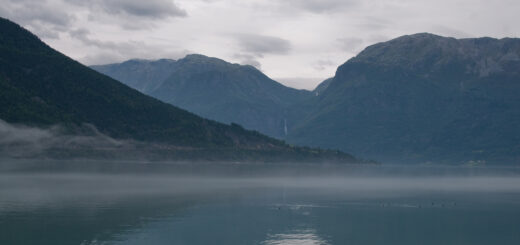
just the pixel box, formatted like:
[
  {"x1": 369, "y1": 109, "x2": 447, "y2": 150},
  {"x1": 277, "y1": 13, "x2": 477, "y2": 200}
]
[{"x1": 262, "y1": 229, "x2": 329, "y2": 245}]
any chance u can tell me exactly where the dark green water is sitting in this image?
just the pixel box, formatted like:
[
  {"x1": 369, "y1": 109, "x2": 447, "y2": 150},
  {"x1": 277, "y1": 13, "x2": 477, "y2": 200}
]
[{"x1": 1, "y1": 162, "x2": 520, "y2": 245}]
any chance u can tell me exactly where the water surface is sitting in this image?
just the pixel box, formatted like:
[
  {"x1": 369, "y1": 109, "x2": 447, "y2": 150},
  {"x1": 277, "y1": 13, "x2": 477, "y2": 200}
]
[{"x1": 1, "y1": 161, "x2": 519, "y2": 245}]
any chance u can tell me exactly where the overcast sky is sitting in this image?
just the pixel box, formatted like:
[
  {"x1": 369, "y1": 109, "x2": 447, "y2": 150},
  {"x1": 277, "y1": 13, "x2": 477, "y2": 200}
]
[{"x1": 1, "y1": 0, "x2": 519, "y2": 89}]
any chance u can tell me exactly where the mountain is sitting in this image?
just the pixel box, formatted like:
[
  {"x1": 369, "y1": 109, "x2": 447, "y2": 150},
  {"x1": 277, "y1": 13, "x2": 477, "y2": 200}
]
[
  {"x1": 312, "y1": 77, "x2": 333, "y2": 96},
  {"x1": 93, "y1": 58, "x2": 178, "y2": 94},
  {"x1": 0, "y1": 17, "x2": 357, "y2": 163},
  {"x1": 92, "y1": 55, "x2": 312, "y2": 138},
  {"x1": 288, "y1": 33, "x2": 520, "y2": 164}
]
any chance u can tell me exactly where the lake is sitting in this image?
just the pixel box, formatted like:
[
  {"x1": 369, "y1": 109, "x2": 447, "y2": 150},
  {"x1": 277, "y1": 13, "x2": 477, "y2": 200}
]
[{"x1": 1, "y1": 160, "x2": 520, "y2": 245}]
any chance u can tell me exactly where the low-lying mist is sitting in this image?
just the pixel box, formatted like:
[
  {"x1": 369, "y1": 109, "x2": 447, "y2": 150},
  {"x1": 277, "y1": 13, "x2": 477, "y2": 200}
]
[
  {"x1": 0, "y1": 119, "x2": 133, "y2": 159},
  {"x1": 0, "y1": 120, "x2": 248, "y2": 161},
  {"x1": 1, "y1": 159, "x2": 520, "y2": 212}
]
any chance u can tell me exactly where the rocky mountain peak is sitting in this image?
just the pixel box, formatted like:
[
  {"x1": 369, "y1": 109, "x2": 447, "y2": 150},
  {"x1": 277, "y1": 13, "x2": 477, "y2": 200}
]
[{"x1": 345, "y1": 33, "x2": 520, "y2": 78}]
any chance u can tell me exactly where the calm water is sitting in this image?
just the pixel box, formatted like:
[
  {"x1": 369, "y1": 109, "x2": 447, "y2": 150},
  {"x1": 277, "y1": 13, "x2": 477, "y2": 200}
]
[{"x1": 1, "y1": 161, "x2": 520, "y2": 245}]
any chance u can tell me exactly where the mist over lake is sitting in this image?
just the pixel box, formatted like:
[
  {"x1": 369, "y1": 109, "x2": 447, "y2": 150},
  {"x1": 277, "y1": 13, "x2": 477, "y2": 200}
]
[
  {"x1": 1, "y1": 0, "x2": 520, "y2": 244},
  {"x1": 2, "y1": 160, "x2": 520, "y2": 245}
]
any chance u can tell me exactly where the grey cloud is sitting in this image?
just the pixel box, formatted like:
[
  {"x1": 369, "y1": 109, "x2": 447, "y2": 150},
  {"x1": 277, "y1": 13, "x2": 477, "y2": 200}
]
[
  {"x1": 80, "y1": 49, "x2": 191, "y2": 66},
  {"x1": 0, "y1": 0, "x2": 186, "y2": 39},
  {"x1": 0, "y1": 1, "x2": 73, "y2": 26},
  {"x1": 234, "y1": 33, "x2": 292, "y2": 57},
  {"x1": 233, "y1": 53, "x2": 262, "y2": 69},
  {"x1": 69, "y1": 28, "x2": 125, "y2": 50},
  {"x1": 275, "y1": 77, "x2": 325, "y2": 90},
  {"x1": 108, "y1": 0, "x2": 186, "y2": 18},
  {"x1": 313, "y1": 59, "x2": 336, "y2": 71},
  {"x1": 21, "y1": 22, "x2": 62, "y2": 39},
  {"x1": 430, "y1": 25, "x2": 473, "y2": 38},
  {"x1": 337, "y1": 37, "x2": 364, "y2": 53},
  {"x1": 366, "y1": 34, "x2": 391, "y2": 45},
  {"x1": 69, "y1": 29, "x2": 190, "y2": 65},
  {"x1": 355, "y1": 16, "x2": 392, "y2": 33},
  {"x1": 81, "y1": 48, "x2": 191, "y2": 66},
  {"x1": 0, "y1": 0, "x2": 74, "y2": 39},
  {"x1": 66, "y1": 0, "x2": 186, "y2": 19},
  {"x1": 80, "y1": 53, "x2": 124, "y2": 66},
  {"x1": 287, "y1": 0, "x2": 359, "y2": 13}
]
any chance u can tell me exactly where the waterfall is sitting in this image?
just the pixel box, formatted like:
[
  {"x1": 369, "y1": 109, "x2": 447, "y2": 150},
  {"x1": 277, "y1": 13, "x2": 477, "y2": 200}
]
[{"x1": 284, "y1": 119, "x2": 288, "y2": 136}]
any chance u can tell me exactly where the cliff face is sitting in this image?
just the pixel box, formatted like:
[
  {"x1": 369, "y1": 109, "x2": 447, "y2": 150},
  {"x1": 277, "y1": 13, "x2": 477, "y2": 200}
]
[{"x1": 288, "y1": 33, "x2": 520, "y2": 164}]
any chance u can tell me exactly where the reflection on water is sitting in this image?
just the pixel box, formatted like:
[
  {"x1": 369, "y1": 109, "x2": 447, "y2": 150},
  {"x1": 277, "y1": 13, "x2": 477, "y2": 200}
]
[
  {"x1": 263, "y1": 228, "x2": 329, "y2": 245},
  {"x1": 1, "y1": 161, "x2": 520, "y2": 245}
]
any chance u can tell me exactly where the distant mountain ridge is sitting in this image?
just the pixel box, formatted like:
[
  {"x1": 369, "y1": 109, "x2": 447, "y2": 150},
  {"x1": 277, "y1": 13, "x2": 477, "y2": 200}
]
[
  {"x1": 95, "y1": 58, "x2": 178, "y2": 94},
  {"x1": 0, "y1": 17, "x2": 358, "y2": 162},
  {"x1": 93, "y1": 31, "x2": 520, "y2": 164},
  {"x1": 92, "y1": 55, "x2": 312, "y2": 138},
  {"x1": 288, "y1": 33, "x2": 520, "y2": 164}
]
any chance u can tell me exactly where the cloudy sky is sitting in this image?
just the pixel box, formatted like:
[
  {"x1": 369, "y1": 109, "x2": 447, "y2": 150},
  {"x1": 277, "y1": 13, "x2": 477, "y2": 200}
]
[{"x1": 1, "y1": 0, "x2": 519, "y2": 89}]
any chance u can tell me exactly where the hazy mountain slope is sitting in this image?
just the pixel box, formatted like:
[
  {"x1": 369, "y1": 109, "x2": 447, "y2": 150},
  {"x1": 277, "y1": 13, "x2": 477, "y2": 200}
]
[
  {"x1": 0, "y1": 17, "x2": 357, "y2": 162},
  {"x1": 312, "y1": 77, "x2": 333, "y2": 96},
  {"x1": 92, "y1": 55, "x2": 312, "y2": 138},
  {"x1": 92, "y1": 59, "x2": 177, "y2": 94},
  {"x1": 288, "y1": 33, "x2": 520, "y2": 164}
]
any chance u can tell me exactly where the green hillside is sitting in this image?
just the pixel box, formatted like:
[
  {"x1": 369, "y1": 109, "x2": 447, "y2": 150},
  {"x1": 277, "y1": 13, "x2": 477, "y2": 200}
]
[{"x1": 0, "y1": 17, "x2": 357, "y2": 163}]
